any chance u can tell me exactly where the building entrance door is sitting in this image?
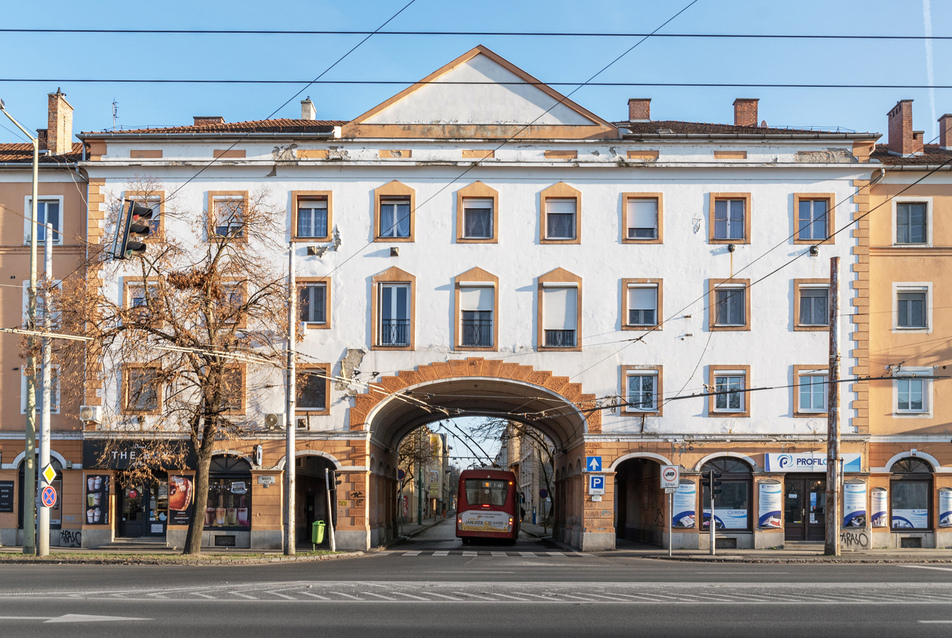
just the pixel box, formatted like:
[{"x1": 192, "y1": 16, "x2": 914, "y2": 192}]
[
  {"x1": 784, "y1": 476, "x2": 826, "y2": 541},
  {"x1": 118, "y1": 479, "x2": 168, "y2": 537}
]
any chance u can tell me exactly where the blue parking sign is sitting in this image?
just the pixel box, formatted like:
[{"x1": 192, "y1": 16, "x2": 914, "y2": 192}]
[{"x1": 589, "y1": 475, "x2": 605, "y2": 495}]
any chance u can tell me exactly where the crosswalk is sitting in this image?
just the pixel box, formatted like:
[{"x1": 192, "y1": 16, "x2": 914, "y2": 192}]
[{"x1": 391, "y1": 550, "x2": 591, "y2": 558}]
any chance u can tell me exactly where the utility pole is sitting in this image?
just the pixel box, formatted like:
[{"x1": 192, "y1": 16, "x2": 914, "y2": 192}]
[
  {"x1": 1, "y1": 99, "x2": 38, "y2": 555},
  {"x1": 284, "y1": 245, "x2": 296, "y2": 555},
  {"x1": 37, "y1": 208, "x2": 53, "y2": 557},
  {"x1": 825, "y1": 256, "x2": 841, "y2": 557},
  {"x1": 417, "y1": 433, "x2": 424, "y2": 525}
]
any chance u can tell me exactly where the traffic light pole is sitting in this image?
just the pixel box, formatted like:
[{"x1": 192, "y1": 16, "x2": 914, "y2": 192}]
[
  {"x1": 37, "y1": 215, "x2": 52, "y2": 556},
  {"x1": 284, "y1": 245, "x2": 296, "y2": 556},
  {"x1": 709, "y1": 470, "x2": 716, "y2": 556},
  {"x1": 825, "y1": 257, "x2": 841, "y2": 556}
]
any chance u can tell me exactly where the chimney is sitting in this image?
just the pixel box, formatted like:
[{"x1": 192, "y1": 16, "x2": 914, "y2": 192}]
[
  {"x1": 939, "y1": 114, "x2": 952, "y2": 150},
  {"x1": 47, "y1": 88, "x2": 73, "y2": 156},
  {"x1": 733, "y1": 98, "x2": 759, "y2": 127},
  {"x1": 887, "y1": 99, "x2": 914, "y2": 155},
  {"x1": 36, "y1": 129, "x2": 48, "y2": 153},
  {"x1": 913, "y1": 130, "x2": 924, "y2": 145},
  {"x1": 301, "y1": 97, "x2": 317, "y2": 121},
  {"x1": 193, "y1": 116, "x2": 225, "y2": 127},
  {"x1": 627, "y1": 98, "x2": 651, "y2": 121}
]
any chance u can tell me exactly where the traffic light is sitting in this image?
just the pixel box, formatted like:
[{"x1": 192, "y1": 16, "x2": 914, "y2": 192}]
[
  {"x1": 115, "y1": 199, "x2": 154, "y2": 259},
  {"x1": 707, "y1": 471, "x2": 723, "y2": 498}
]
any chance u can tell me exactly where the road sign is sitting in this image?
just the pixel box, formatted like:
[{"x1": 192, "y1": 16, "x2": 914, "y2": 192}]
[
  {"x1": 539, "y1": 488, "x2": 549, "y2": 499},
  {"x1": 41, "y1": 463, "x2": 57, "y2": 485},
  {"x1": 589, "y1": 474, "x2": 605, "y2": 495},
  {"x1": 661, "y1": 465, "x2": 680, "y2": 490},
  {"x1": 398, "y1": 469, "x2": 405, "y2": 480},
  {"x1": 586, "y1": 456, "x2": 602, "y2": 472},
  {"x1": 41, "y1": 485, "x2": 56, "y2": 508}
]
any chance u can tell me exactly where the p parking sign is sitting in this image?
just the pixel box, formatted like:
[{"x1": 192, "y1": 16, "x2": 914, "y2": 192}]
[{"x1": 589, "y1": 474, "x2": 605, "y2": 495}]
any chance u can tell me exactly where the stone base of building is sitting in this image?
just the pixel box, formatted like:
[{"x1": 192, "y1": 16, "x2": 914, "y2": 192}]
[
  {"x1": 336, "y1": 530, "x2": 370, "y2": 551},
  {"x1": 580, "y1": 531, "x2": 614, "y2": 551}
]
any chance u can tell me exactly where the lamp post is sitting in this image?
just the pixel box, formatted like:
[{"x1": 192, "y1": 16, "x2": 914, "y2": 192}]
[{"x1": 0, "y1": 99, "x2": 39, "y2": 555}]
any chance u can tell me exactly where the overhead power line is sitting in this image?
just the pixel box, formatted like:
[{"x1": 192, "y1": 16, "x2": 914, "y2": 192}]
[{"x1": 0, "y1": 28, "x2": 949, "y2": 40}]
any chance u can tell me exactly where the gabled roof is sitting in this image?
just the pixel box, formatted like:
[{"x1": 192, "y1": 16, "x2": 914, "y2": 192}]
[
  {"x1": 341, "y1": 45, "x2": 617, "y2": 140},
  {"x1": 0, "y1": 142, "x2": 84, "y2": 163},
  {"x1": 81, "y1": 119, "x2": 342, "y2": 137},
  {"x1": 871, "y1": 144, "x2": 952, "y2": 166}
]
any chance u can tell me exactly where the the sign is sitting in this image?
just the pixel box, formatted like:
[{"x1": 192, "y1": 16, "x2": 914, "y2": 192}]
[
  {"x1": 940, "y1": 488, "x2": 952, "y2": 528},
  {"x1": 871, "y1": 487, "x2": 888, "y2": 527},
  {"x1": 254, "y1": 444, "x2": 263, "y2": 467},
  {"x1": 41, "y1": 485, "x2": 56, "y2": 508},
  {"x1": 398, "y1": 469, "x2": 405, "y2": 480},
  {"x1": 764, "y1": 453, "x2": 861, "y2": 473},
  {"x1": 0, "y1": 481, "x2": 14, "y2": 513},
  {"x1": 458, "y1": 510, "x2": 512, "y2": 533},
  {"x1": 843, "y1": 481, "x2": 867, "y2": 528},
  {"x1": 41, "y1": 463, "x2": 57, "y2": 485},
  {"x1": 758, "y1": 481, "x2": 782, "y2": 528},
  {"x1": 168, "y1": 475, "x2": 193, "y2": 526},
  {"x1": 85, "y1": 475, "x2": 109, "y2": 525},
  {"x1": 258, "y1": 475, "x2": 275, "y2": 486},
  {"x1": 539, "y1": 488, "x2": 549, "y2": 499},
  {"x1": 672, "y1": 481, "x2": 696, "y2": 528},
  {"x1": 660, "y1": 465, "x2": 680, "y2": 490},
  {"x1": 83, "y1": 439, "x2": 198, "y2": 470},
  {"x1": 589, "y1": 474, "x2": 605, "y2": 495},
  {"x1": 586, "y1": 456, "x2": 602, "y2": 472}
]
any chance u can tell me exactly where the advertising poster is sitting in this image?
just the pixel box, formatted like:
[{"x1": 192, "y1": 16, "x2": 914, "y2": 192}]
[
  {"x1": 702, "y1": 508, "x2": 748, "y2": 530},
  {"x1": 672, "y1": 480, "x2": 696, "y2": 528},
  {"x1": 758, "y1": 481, "x2": 782, "y2": 528},
  {"x1": 168, "y1": 475, "x2": 193, "y2": 526},
  {"x1": 85, "y1": 475, "x2": 109, "y2": 525},
  {"x1": 0, "y1": 481, "x2": 13, "y2": 513},
  {"x1": 940, "y1": 489, "x2": 952, "y2": 528},
  {"x1": 892, "y1": 508, "x2": 929, "y2": 529},
  {"x1": 843, "y1": 481, "x2": 867, "y2": 528},
  {"x1": 870, "y1": 488, "x2": 888, "y2": 528}
]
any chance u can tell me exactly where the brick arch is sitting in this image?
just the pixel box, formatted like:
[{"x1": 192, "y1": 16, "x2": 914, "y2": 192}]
[{"x1": 348, "y1": 357, "x2": 600, "y2": 435}]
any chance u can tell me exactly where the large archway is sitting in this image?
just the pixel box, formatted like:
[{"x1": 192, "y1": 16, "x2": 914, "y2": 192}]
[{"x1": 340, "y1": 358, "x2": 605, "y2": 551}]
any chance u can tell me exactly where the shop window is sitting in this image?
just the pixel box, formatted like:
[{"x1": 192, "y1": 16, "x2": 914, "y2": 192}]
[
  {"x1": 890, "y1": 457, "x2": 933, "y2": 530},
  {"x1": 701, "y1": 458, "x2": 752, "y2": 531},
  {"x1": 205, "y1": 456, "x2": 252, "y2": 530}
]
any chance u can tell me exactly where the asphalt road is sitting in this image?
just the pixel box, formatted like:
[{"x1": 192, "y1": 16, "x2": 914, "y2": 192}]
[{"x1": 4, "y1": 519, "x2": 952, "y2": 637}]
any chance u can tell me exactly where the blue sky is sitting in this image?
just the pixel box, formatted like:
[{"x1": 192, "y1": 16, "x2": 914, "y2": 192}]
[{"x1": 0, "y1": 0, "x2": 949, "y2": 144}]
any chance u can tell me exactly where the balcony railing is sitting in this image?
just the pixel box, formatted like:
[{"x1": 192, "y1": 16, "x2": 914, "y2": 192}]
[
  {"x1": 461, "y1": 318, "x2": 493, "y2": 347},
  {"x1": 544, "y1": 329, "x2": 576, "y2": 348},
  {"x1": 380, "y1": 319, "x2": 410, "y2": 346}
]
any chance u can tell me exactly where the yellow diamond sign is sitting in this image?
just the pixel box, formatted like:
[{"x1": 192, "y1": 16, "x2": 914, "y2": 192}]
[{"x1": 42, "y1": 463, "x2": 56, "y2": 485}]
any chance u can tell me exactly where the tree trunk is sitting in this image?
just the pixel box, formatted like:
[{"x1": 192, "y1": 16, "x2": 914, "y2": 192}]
[{"x1": 183, "y1": 423, "x2": 215, "y2": 555}]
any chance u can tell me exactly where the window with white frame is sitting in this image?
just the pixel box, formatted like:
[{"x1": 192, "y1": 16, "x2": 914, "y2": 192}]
[
  {"x1": 299, "y1": 282, "x2": 327, "y2": 325},
  {"x1": 798, "y1": 285, "x2": 829, "y2": 327},
  {"x1": 712, "y1": 370, "x2": 746, "y2": 414},
  {"x1": 545, "y1": 199, "x2": 577, "y2": 240},
  {"x1": 221, "y1": 366, "x2": 245, "y2": 414},
  {"x1": 123, "y1": 365, "x2": 161, "y2": 413},
  {"x1": 461, "y1": 198, "x2": 493, "y2": 240},
  {"x1": 895, "y1": 369, "x2": 931, "y2": 414},
  {"x1": 626, "y1": 370, "x2": 659, "y2": 412},
  {"x1": 20, "y1": 366, "x2": 60, "y2": 414},
  {"x1": 713, "y1": 286, "x2": 746, "y2": 327},
  {"x1": 24, "y1": 197, "x2": 63, "y2": 245},
  {"x1": 626, "y1": 197, "x2": 659, "y2": 240},
  {"x1": 295, "y1": 365, "x2": 328, "y2": 412},
  {"x1": 896, "y1": 287, "x2": 928, "y2": 330},
  {"x1": 797, "y1": 198, "x2": 829, "y2": 241},
  {"x1": 896, "y1": 201, "x2": 928, "y2": 245},
  {"x1": 296, "y1": 199, "x2": 328, "y2": 239},
  {"x1": 379, "y1": 282, "x2": 411, "y2": 346},
  {"x1": 797, "y1": 369, "x2": 828, "y2": 413},
  {"x1": 22, "y1": 280, "x2": 63, "y2": 328},
  {"x1": 542, "y1": 285, "x2": 577, "y2": 347},
  {"x1": 212, "y1": 195, "x2": 244, "y2": 238},
  {"x1": 712, "y1": 198, "x2": 745, "y2": 241},
  {"x1": 627, "y1": 285, "x2": 658, "y2": 327},
  {"x1": 378, "y1": 198, "x2": 411, "y2": 239},
  {"x1": 459, "y1": 285, "x2": 493, "y2": 347}
]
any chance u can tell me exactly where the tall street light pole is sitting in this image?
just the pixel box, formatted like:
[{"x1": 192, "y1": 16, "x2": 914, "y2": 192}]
[{"x1": 0, "y1": 99, "x2": 39, "y2": 555}]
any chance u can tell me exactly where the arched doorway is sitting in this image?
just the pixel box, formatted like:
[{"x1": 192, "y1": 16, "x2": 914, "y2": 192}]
[
  {"x1": 293, "y1": 453, "x2": 339, "y2": 548},
  {"x1": 613, "y1": 457, "x2": 665, "y2": 546}
]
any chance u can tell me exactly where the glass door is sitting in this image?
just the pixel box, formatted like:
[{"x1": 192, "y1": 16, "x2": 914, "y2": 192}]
[
  {"x1": 119, "y1": 485, "x2": 146, "y2": 537},
  {"x1": 784, "y1": 477, "x2": 826, "y2": 541},
  {"x1": 806, "y1": 479, "x2": 826, "y2": 541},
  {"x1": 784, "y1": 478, "x2": 805, "y2": 541}
]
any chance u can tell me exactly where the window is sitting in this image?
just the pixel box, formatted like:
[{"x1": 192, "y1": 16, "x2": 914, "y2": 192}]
[
  {"x1": 372, "y1": 267, "x2": 415, "y2": 349},
  {"x1": 709, "y1": 366, "x2": 750, "y2": 416},
  {"x1": 540, "y1": 183, "x2": 581, "y2": 244},
  {"x1": 296, "y1": 364, "x2": 329, "y2": 414},
  {"x1": 709, "y1": 193, "x2": 750, "y2": 243},
  {"x1": 794, "y1": 366, "x2": 827, "y2": 415},
  {"x1": 374, "y1": 181, "x2": 415, "y2": 242},
  {"x1": 542, "y1": 286, "x2": 578, "y2": 348},
  {"x1": 123, "y1": 278, "x2": 162, "y2": 323},
  {"x1": 624, "y1": 281, "x2": 660, "y2": 329},
  {"x1": 293, "y1": 193, "x2": 331, "y2": 241},
  {"x1": 890, "y1": 458, "x2": 932, "y2": 530},
  {"x1": 709, "y1": 279, "x2": 749, "y2": 330},
  {"x1": 20, "y1": 366, "x2": 60, "y2": 414},
  {"x1": 894, "y1": 368, "x2": 931, "y2": 415},
  {"x1": 22, "y1": 279, "x2": 63, "y2": 328},
  {"x1": 460, "y1": 286, "x2": 493, "y2": 348},
  {"x1": 896, "y1": 289, "x2": 928, "y2": 330},
  {"x1": 794, "y1": 280, "x2": 829, "y2": 330},
  {"x1": 701, "y1": 458, "x2": 752, "y2": 531},
  {"x1": 213, "y1": 281, "x2": 247, "y2": 328},
  {"x1": 24, "y1": 196, "x2": 63, "y2": 245},
  {"x1": 457, "y1": 182, "x2": 498, "y2": 243},
  {"x1": 623, "y1": 194, "x2": 662, "y2": 242},
  {"x1": 794, "y1": 195, "x2": 833, "y2": 242},
  {"x1": 206, "y1": 456, "x2": 252, "y2": 530},
  {"x1": 896, "y1": 201, "x2": 928, "y2": 245},
  {"x1": 123, "y1": 365, "x2": 161, "y2": 414},
  {"x1": 623, "y1": 366, "x2": 661, "y2": 414},
  {"x1": 298, "y1": 281, "x2": 328, "y2": 327},
  {"x1": 220, "y1": 366, "x2": 245, "y2": 415},
  {"x1": 208, "y1": 192, "x2": 247, "y2": 239}
]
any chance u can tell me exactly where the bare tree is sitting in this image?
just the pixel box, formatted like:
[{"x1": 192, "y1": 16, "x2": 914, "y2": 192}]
[{"x1": 58, "y1": 179, "x2": 289, "y2": 554}]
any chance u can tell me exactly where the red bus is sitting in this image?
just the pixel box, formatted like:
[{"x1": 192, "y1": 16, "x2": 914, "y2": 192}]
[{"x1": 456, "y1": 468, "x2": 520, "y2": 544}]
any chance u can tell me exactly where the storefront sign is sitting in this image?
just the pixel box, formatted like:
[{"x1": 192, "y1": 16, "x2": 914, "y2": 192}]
[
  {"x1": 893, "y1": 508, "x2": 928, "y2": 529},
  {"x1": 870, "y1": 488, "x2": 887, "y2": 528},
  {"x1": 843, "y1": 481, "x2": 867, "y2": 528},
  {"x1": 85, "y1": 474, "x2": 109, "y2": 525},
  {"x1": 758, "y1": 481, "x2": 782, "y2": 528},
  {"x1": 0, "y1": 481, "x2": 14, "y2": 513},
  {"x1": 940, "y1": 488, "x2": 952, "y2": 528},
  {"x1": 168, "y1": 475, "x2": 193, "y2": 526},
  {"x1": 83, "y1": 439, "x2": 197, "y2": 470},
  {"x1": 703, "y1": 507, "x2": 748, "y2": 530},
  {"x1": 672, "y1": 480, "x2": 696, "y2": 528},
  {"x1": 764, "y1": 453, "x2": 861, "y2": 473}
]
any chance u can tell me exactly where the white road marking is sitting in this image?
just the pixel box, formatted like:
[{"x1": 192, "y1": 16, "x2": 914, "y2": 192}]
[
  {"x1": 270, "y1": 592, "x2": 296, "y2": 600},
  {"x1": 391, "y1": 591, "x2": 429, "y2": 601},
  {"x1": 433, "y1": 551, "x2": 449, "y2": 556},
  {"x1": 403, "y1": 551, "x2": 421, "y2": 556},
  {"x1": 491, "y1": 551, "x2": 508, "y2": 557},
  {"x1": 519, "y1": 552, "x2": 537, "y2": 557},
  {"x1": 231, "y1": 592, "x2": 258, "y2": 600},
  {"x1": 919, "y1": 620, "x2": 952, "y2": 624},
  {"x1": 300, "y1": 592, "x2": 329, "y2": 600},
  {"x1": 903, "y1": 565, "x2": 952, "y2": 573},
  {"x1": 362, "y1": 592, "x2": 396, "y2": 601},
  {"x1": 334, "y1": 592, "x2": 363, "y2": 600},
  {"x1": 462, "y1": 551, "x2": 477, "y2": 557}
]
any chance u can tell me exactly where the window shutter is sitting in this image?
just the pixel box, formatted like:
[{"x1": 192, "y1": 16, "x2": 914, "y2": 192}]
[
  {"x1": 460, "y1": 286, "x2": 492, "y2": 311},
  {"x1": 543, "y1": 287, "x2": 577, "y2": 330},
  {"x1": 627, "y1": 199, "x2": 657, "y2": 229},
  {"x1": 628, "y1": 286, "x2": 656, "y2": 310},
  {"x1": 547, "y1": 199, "x2": 576, "y2": 215}
]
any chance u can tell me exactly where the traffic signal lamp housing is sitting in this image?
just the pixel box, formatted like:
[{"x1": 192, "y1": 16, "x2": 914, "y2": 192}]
[
  {"x1": 115, "y1": 199, "x2": 154, "y2": 259},
  {"x1": 708, "y1": 470, "x2": 723, "y2": 497}
]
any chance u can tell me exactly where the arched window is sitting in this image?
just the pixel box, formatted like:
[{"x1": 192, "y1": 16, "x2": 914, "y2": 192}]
[
  {"x1": 891, "y1": 457, "x2": 933, "y2": 530},
  {"x1": 700, "y1": 457, "x2": 752, "y2": 531},
  {"x1": 206, "y1": 456, "x2": 251, "y2": 530}
]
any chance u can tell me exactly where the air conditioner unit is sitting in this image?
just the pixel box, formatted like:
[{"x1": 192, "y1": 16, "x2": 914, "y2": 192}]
[
  {"x1": 79, "y1": 405, "x2": 101, "y2": 423},
  {"x1": 264, "y1": 413, "x2": 284, "y2": 429}
]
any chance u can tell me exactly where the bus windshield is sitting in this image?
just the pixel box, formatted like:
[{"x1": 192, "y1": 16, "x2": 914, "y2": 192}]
[{"x1": 465, "y1": 479, "x2": 509, "y2": 506}]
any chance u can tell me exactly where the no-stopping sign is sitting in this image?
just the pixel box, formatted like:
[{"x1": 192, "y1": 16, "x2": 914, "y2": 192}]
[{"x1": 660, "y1": 465, "x2": 680, "y2": 490}]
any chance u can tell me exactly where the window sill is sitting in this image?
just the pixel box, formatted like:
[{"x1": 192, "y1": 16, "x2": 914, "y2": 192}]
[
  {"x1": 794, "y1": 324, "x2": 828, "y2": 332},
  {"x1": 291, "y1": 236, "x2": 331, "y2": 243},
  {"x1": 374, "y1": 236, "x2": 414, "y2": 243},
  {"x1": 710, "y1": 411, "x2": 749, "y2": 418},
  {"x1": 622, "y1": 323, "x2": 661, "y2": 331},
  {"x1": 710, "y1": 325, "x2": 750, "y2": 331},
  {"x1": 709, "y1": 238, "x2": 749, "y2": 245},
  {"x1": 793, "y1": 410, "x2": 828, "y2": 418}
]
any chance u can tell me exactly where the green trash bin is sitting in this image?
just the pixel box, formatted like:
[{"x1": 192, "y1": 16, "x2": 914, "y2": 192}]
[{"x1": 312, "y1": 520, "x2": 326, "y2": 545}]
